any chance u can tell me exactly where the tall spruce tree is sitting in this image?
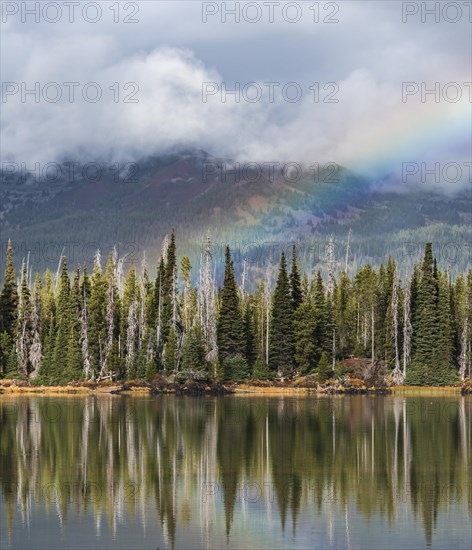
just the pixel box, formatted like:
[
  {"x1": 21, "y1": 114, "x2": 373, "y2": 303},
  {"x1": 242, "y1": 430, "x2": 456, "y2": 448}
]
[
  {"x1": 290, "y1": 245, "x2": 303, "y2": 311},
  {"x1": 88, "y1": 254, "x2": 107, "y2": 379},
  {"x1": 0, "y1": 240, "x2": 17, "y2": 375},
  {"x1": 269, "y1": 253, "x2": 294, "y2": 376},
  {"x1": 66, "y1": 267, "x2": 83, "y2": 381},
  {"x1": 51, "y1": 257, "x2": 71, "y2": 384},
  {"x1": 217, "y1": 246, "x2": 245, "y2": 379}
]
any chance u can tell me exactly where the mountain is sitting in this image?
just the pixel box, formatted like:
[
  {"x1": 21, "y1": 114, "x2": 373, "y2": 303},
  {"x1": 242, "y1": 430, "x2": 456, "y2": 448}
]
[{"x1": 1, "y1": 151, "x2": 471, "y2": 281}]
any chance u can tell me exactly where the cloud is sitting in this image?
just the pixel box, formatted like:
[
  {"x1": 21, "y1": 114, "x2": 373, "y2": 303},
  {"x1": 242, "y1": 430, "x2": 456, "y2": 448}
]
[{"x1": 1, "y1": 1, "x2": 470, "y2": 192}]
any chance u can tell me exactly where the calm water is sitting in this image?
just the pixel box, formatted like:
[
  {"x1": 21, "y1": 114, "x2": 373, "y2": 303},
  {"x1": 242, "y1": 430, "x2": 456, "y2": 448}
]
[{"x1": 0, "y1": 395, "x2": 471, "y2": 549}]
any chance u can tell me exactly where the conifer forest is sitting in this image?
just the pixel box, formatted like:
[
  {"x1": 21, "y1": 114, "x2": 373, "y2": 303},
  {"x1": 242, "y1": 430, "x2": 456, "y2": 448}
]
[{"x1": 1, "y1": 233, "x2": 470, "y2": 387}]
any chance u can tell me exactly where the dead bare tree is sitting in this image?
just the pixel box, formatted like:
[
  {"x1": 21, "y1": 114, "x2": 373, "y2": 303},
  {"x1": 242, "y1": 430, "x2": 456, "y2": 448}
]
[{"x1": 392, "y1": 268, "x2": 404, "y2": 385}]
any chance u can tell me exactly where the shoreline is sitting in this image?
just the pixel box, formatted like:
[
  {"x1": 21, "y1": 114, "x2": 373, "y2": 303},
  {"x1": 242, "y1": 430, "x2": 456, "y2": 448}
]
[{"x1": 0, "y1": 380, "x2": 468, "y2": 397}]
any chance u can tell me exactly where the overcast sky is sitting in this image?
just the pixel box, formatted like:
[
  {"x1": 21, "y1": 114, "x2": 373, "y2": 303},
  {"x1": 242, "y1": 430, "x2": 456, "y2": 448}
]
[{"x1": 1, "y1": 0, "x2": 471, "y2": 190}]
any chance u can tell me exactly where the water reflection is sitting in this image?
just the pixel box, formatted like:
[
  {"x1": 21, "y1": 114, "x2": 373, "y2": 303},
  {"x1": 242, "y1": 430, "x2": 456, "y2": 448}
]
[{"x1": 0, "y1": 396, "x2": 471, "y2": 549}]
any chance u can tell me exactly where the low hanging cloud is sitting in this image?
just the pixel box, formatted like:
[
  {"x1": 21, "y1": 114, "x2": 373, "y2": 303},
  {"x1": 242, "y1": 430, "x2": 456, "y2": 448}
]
[{"x1": 1, "y1": 1, "x2": 470, "y2": 193}]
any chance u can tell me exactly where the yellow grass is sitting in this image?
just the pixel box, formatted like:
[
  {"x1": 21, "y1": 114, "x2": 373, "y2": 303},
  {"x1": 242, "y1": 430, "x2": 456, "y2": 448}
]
[{"x1": 391, "y1": 385, "x2": 462, "y2": 395}]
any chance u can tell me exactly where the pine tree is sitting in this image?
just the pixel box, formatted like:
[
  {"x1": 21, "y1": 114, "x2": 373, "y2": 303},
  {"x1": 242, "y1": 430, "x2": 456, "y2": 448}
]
[
  {"x1": 269, "y1": 253, "x2": 294, "y2": 377},
  {"x1": 181, "y1": 323, "x2": 208, "y2": 378},
  {"x1": 290, "y1": 245, "x2": 303, "y2": 311},
  {"x1": 217, "y1": 246, "x2": 245, "y2": 380},
  {"x1": 407, "y1": 243, "x2": 457, "y2": 385},
  {"x1": 65, "y1": 267, "x2": 83, "y2": 382},
  {"x1": 312, "y1": 271, "x2": 329, "y2": 355},
  {"x1": 88, "y1": 253, "x2": 107, "y2": 379},
  {"x1": 0, "y1": 240, "x2": 17, "y2": 374},
  {"x1": 294, "y1": 300, "x2": 317, "y2": 374},
  {"x1": 317, "y1": 351, "x2": 331, "y2": 382},
  {"x1": 51, "y1": 257, "x2": 71, "y2": 384},
  {"x1": 163, "y1": 327, "x2": 178, "y2": 375},
  {"x1": 434, "y1": 271, "x2": 457, "y2": 383}
]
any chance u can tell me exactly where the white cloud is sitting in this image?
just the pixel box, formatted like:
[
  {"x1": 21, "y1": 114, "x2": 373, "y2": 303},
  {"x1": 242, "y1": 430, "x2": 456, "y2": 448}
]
[{"x1": 1, "y1": 1, "x2": 470, "y2": 191}]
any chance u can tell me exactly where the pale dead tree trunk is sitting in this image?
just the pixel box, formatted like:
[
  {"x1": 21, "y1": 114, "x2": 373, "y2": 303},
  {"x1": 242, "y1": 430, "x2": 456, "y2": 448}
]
[
  {"x1": 344, "y1": 228, "x2": 352, "y2": 273},
  {"x1": 53, "y1": 248, "x2": 65, "y2": 295},
  {"x1": 171, "y1": 265, "x2": 181, "y2": 329},
  {"x1": 240, "y1": 258, "x2": 248, "y2": 299},
  {"x1": 16, "y1": 261, "x2": 30, "y2": 377},
  {"x1": 161, "y1": 234, "x2": 170, "y2": 265},
  {"x1": 326, "y1": 235, "x2": 336, "y2": 295},
  {"x1": 332, "y1": 328, "x2": 336, "y2": 371},
  {"x1": 371, "y1": 304, "x2": 375, "y2": 366},
  {"x1": 28, "y1": 277, "x2": 42, "y2": 378},
  {"x1": 392, "y1": 268, "x2": 404, "y2": 385},
  {"x1": 356, "y1": 301, "x2": 360, "y2": 343},
  {"x1": 402, "y1": 277, "x2": 412, "y2": 379},
  {"x1": 265, "y1": 264, "x2": 271, "y2": 366},
  {"x1": 171, "y1": 264, "x2": 183, "y2": 373},
  {"x1": 126, "y1": 301, "x2": 138, "y2": 374},
  {"x1": 198, "y1": 232, "x2": 217, "y2": 365},
  {"x1": 459, "y1": 295, "x2": 469, "y2": 381},
  {"x1": 102, "y1": 260, "x2": 117, "y2": 379},
  {"x1": 156, "y1": 275, "x2": 162, "y2": 348},
  {"x1": 81, "y1": 288, "x2": 92, "y2": 380},
  {"x1": 139, "y1": 253, "x2": 148, "y2": 346},
  {"x1": 116, "y1": 257, "x2": 124, "y2": 294}
]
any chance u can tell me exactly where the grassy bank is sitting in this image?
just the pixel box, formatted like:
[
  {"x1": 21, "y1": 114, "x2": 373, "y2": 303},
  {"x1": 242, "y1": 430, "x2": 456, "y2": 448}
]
[{"x1": 1, "y1": 377, "x2": 469, "y2": 397}]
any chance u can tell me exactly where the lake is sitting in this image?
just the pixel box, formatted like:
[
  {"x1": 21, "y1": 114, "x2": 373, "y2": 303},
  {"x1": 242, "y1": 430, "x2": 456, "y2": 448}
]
[{"x1": 0, "y1": 395, "x2": 471, "y2": 549}]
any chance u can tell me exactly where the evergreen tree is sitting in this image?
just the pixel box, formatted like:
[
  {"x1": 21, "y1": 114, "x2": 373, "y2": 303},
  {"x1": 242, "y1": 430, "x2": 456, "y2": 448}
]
[
  {"x1": 65, "y1": 267, "x2": 83, "y2": 381},
  {"x1": 0, "y1": 240, "x2": 17, "y2": 374},
  {"x1": 51, "y1": 257, "x2": 71, "y2": 384},
  {"x1": 269, "y1": 253, "x2": 294, "y2": 376},
  {"x1": 290, "y1": 245, "x2": 303, "y2": 311},
  {"x1": 317, "y1": 351, "x2": 331, "y2": 382},
  {"x1": 407, "y1": 243, "x2": 457, "y2": 385},
  {"x1": 294, "y1": 300, "x2": 317, "y2": 374},
  {"x1": 217, "y1": 246, "x2": 245, "y2": 378},
  {"x1": 181, "y1": 323, "x2": 208, "y2": 377},
  {"x1": 88, "y1": 254, "x2": 107, "y2": 378},
  {"x1": 163, "y1": 328, "x2": 178, "y2": 375}
]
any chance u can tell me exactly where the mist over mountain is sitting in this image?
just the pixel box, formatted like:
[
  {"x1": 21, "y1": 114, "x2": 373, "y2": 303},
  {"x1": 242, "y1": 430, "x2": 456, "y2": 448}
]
[{"x1": 1, "y1": 150, "x2": 470, "y2": 284}]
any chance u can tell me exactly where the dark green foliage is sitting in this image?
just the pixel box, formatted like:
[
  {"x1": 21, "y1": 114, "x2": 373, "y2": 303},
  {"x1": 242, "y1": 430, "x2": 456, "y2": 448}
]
[
  {"x1": 1, "y1": 235, "x2": 469, "y2": 387},
  {"x1": 0, "y1": 240, "x2": 17, "y2": 374},
  {"x1": 317, "y1": 352, "x2": 331, "y2": 382},
  {"x1": 290, "y1": 245, "x2": 303, "y2": 311},
  {"x1": 251, "y1": 359, "x2": 273, "y2": 380},
  {"x1": 223, "y1": 354, "x2": 248, "y2": 382},
  {"x1": 294, "y1": 302, "x2": 317, "y2": 374},
  {"x1": 406, "y1": 243, "x2": 459, "y2": 386},
  {"x1": 269, "y1": 253, "x2": 294, "y2": 376},
  {"x1": 217, "y1": 247, "x2": 245, "y2": 366},
  {"x1": 88, "y1": 258, "x2": 107, "y2": 378},
  {"x1": 181, "y1": 323, "x2": 208, "y2": 376},
  {"x1": 163, "y1": 328, "x2": 178, "y2": 375}
]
